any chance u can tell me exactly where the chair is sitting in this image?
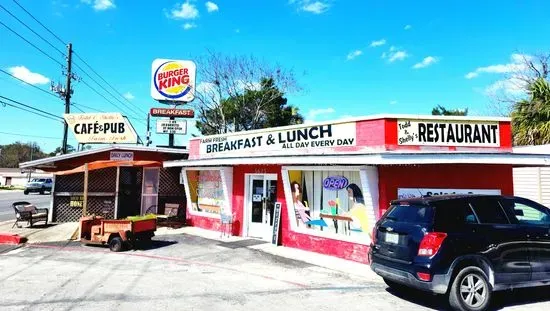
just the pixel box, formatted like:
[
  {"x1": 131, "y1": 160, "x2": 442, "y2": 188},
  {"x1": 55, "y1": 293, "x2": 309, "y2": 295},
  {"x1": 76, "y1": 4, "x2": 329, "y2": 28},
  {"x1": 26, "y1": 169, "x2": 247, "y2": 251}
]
[
  {"x1": 12, "y1": 201, "x2": 48, "y2": 228},
  {"x1": 220, "y1": 213, "x2": 233, "y2": 238}
]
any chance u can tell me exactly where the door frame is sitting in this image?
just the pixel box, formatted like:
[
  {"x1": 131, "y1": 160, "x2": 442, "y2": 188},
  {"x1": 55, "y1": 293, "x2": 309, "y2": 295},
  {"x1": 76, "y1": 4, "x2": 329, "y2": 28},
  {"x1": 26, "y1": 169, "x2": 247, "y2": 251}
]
[{"x1": 244, "y1": 173, "x2": 278, "y2": 239}]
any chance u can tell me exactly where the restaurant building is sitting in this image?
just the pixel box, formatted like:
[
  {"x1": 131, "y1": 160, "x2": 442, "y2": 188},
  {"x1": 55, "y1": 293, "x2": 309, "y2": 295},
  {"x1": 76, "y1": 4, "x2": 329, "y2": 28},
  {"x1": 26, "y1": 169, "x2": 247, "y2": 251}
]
[{"x1": 164, "y1": 114, "x2": 550, "y2": 264}]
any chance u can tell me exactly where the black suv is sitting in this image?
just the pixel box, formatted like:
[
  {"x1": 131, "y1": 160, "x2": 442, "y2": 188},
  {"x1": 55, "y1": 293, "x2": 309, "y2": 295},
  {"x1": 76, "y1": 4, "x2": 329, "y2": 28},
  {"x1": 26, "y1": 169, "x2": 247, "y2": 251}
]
[{"x1": 369, "y1": 194, "x2": 550, "y2": 311}]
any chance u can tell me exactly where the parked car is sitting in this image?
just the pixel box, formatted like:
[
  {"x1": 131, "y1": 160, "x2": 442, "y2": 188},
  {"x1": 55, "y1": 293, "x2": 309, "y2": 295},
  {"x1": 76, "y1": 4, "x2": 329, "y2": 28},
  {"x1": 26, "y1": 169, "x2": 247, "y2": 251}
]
[
  {"x1": 24, "y1": 178, "x2": 53, "y2": 195},
  {"x1": 369, "y1": 194, "x2": 550, "y2": 311}
]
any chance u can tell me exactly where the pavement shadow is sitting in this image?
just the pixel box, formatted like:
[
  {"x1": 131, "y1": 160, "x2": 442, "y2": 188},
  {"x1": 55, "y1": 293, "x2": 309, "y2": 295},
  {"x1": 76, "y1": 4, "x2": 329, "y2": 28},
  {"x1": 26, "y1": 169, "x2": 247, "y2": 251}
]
[
  {"x1": 384, "y1": 284, "x2": 550, "y2": 311},
  {"x1": 143, "y1": 240, "x2": 178, "y2": 250}
]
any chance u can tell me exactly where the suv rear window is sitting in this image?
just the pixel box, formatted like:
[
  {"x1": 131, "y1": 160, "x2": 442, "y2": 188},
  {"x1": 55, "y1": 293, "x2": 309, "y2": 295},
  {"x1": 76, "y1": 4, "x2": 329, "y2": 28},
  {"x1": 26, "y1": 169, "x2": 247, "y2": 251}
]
[{"x1": 385, "y1": 204, "x2": 433, "y2": 224}]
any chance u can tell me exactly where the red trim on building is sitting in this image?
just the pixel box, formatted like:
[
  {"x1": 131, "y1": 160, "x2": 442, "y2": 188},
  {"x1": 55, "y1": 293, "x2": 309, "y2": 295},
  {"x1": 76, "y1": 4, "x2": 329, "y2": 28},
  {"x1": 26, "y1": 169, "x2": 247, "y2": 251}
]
[{"x1": 377, "y1": 164, "x2": 514, "y2": 217}]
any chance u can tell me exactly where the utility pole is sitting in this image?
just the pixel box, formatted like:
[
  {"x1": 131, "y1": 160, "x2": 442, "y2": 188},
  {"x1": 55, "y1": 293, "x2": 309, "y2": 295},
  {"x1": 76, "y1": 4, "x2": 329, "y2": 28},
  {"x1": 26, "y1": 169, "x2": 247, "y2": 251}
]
[
  {"x1": 146, "y1": 113, "x2": 151, "y2": 146},
  {"x1": 61, "y1": 43, "x2": 73, "y2": 154}
]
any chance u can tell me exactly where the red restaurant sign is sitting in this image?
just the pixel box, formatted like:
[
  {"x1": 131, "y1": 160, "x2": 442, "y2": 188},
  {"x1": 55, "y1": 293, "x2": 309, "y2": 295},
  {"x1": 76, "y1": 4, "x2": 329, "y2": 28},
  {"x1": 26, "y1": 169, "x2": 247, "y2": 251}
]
[{"x1": 150, "y1": 108, "x2": 194, "y2": 118}]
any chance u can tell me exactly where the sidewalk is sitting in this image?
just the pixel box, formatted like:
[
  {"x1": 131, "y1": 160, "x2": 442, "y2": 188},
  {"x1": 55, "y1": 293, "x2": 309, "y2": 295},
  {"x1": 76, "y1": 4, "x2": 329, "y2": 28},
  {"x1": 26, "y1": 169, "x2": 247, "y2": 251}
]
[
  {"x1": 156, "y1": 226, "x2": 381, "y2": 281},
  {"x1": 0, "y1": 220, "x2": 78, "y2": 244}
]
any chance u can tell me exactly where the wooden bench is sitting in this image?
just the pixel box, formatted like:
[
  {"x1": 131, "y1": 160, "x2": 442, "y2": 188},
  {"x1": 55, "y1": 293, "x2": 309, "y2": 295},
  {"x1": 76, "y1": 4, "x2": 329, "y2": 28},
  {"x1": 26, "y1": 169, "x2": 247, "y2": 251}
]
[{"x1": 12, "y1": 201, "x2": 49, "y2": 228}]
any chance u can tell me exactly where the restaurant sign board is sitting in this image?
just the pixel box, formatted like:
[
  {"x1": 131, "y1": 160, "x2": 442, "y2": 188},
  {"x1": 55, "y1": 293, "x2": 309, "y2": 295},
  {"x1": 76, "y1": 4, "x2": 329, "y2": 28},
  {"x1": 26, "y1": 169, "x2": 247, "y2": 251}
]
[
  {"x1": 198, "y1": 122, "x2": 357, "y2": 157},
  {"x1": 64, "y1": 113, "x2": 138, "y2": 144},
  {"x1": 397, "y1": 119, "x2": 500, "y2": 147}
]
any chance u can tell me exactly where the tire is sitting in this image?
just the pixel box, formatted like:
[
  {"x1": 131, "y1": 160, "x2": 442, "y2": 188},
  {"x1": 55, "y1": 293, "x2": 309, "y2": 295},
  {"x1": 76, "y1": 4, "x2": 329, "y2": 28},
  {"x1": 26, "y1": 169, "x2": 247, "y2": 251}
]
[
  {"x1": 449, "y1": 267, "x2": 492, "y2": 311},
  {"x1": 39, "y1": 187, "x2": 45, "y2": 195},
  {"x1": 24, "y1": 190, "x2": 29, "y2": 195},
  {"x1": 109, "y1": 237, "x2": 124, "y2": 252}
]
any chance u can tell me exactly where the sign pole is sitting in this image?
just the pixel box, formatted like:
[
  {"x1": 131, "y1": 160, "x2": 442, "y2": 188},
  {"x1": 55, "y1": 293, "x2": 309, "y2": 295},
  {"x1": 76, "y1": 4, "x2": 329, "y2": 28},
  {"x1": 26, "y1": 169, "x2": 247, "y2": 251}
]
[{"x1": 83, "y1": 163, "x2": 89, "y2": 217}]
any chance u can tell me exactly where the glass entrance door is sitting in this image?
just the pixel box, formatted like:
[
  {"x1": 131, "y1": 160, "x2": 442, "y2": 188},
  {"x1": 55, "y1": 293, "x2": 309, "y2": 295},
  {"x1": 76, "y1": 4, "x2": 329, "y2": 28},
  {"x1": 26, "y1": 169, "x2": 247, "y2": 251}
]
[{"x1": 247, "y1": 174, "x2": 278, "y2": 239}]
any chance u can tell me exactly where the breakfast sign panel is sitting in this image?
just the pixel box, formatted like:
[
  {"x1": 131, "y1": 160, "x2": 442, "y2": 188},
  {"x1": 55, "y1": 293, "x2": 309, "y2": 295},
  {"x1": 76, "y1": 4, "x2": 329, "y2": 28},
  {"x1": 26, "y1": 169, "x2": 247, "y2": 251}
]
[
  {"x1": 198, "y1": 122, "x2": 357, "y2": 157},
  {"x1": 397, "y1": 119, "x2": 501, "y2": 147}
]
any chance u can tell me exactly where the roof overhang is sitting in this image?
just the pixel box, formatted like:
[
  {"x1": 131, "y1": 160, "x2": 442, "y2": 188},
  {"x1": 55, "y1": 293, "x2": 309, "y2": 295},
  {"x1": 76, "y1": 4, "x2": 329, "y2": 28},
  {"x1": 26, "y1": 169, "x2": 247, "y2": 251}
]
[
  {"x1": 20, "y1": 145, "x2": 188, "y2": 169},
  {"x1": 164, "y1": 152, "x2": 550, "y2": 168}
]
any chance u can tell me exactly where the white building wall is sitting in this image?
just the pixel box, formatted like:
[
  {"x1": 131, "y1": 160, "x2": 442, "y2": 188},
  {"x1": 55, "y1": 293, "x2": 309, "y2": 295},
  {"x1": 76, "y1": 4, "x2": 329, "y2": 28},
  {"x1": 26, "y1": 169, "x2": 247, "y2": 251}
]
[{"x1": 513, "y1": 167, "x2": 550, "y2": 207}]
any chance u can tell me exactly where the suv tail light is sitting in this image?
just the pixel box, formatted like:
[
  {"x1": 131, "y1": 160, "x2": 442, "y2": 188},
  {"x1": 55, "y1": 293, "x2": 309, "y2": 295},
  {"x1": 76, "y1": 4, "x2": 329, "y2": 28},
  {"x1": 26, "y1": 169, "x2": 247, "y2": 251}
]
[
  {"x1": 418, "y1": 232, "x2": 447, "y2": 257},
  {"x1": 371, "y1": 226, "x2": 377, "y2": 244}
]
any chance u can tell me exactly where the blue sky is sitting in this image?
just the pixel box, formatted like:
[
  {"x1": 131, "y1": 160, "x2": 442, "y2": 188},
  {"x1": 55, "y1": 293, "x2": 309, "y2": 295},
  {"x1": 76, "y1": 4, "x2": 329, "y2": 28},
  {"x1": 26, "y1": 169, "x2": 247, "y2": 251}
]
[{"x1": 1, "y1": 0, "x2": 550, "y2": 153}]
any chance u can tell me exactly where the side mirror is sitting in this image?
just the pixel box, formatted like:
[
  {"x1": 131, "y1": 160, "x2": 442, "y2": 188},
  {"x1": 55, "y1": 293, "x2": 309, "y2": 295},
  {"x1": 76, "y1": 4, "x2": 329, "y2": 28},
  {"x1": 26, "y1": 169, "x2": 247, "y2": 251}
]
[{"x1": 514, "y1": 209, "x2": 524, "y2": 217}]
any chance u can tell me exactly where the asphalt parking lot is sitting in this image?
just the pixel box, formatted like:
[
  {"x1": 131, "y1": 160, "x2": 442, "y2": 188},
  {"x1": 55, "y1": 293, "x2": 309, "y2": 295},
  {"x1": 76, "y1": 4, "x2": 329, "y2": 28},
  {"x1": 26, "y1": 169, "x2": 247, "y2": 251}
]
[{"x1": 1, "y1": 233, "x2": 550, "y2": 311}]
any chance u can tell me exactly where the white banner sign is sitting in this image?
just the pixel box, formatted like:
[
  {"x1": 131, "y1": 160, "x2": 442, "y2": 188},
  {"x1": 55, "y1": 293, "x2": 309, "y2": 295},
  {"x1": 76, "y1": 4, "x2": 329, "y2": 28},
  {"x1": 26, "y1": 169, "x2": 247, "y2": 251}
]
[
  {"x1": 110, "y1": 151, "x2": 134, "y2": 161},
  {"x1": 198, "y1": 122, "x2": 357, "y2": 157},
  {"x1": 397, "y1": 119, "x2": 500, "y2": 147},
  {"x1": 156, "y1": 119, "x2": 187, "y2": 135},
  {"x1": 64, "y1": 113, "x2": 138, "y2": 144},
  {"x1": 397, "y1": 188, "x2": 502, "y2": 200}
]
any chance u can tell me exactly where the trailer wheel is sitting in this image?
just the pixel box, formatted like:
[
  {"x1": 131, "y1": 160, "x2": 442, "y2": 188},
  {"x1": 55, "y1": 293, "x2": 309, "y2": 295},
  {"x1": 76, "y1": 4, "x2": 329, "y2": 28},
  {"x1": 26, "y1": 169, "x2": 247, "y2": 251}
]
[{"x1": 109, "y1": 237, "x2": 124, "y2": 252}]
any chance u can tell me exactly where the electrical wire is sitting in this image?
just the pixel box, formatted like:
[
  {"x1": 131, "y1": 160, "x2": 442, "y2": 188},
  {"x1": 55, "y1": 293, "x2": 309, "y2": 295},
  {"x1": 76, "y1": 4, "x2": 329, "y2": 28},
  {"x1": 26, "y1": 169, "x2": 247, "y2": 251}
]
[
  {"x1": 11, "y1": 0, "x2": 66, "y2": 46},
  {"x1": 0, "y1": 100, "x2": 63, "y2": 123},
  {"x1": 0, "y1": 95, "x2": 63, "y2": 120},
  {"x1": 71, "y1": 102, "x2": 104, "y2": 113},
  {"x1": 0, "y1": 130, "x2": 60, "y2": 140},
  {"x1": 73, "y1": 52, "x2": 147, "y2": 114},
  {"x1": 79, "y1": 80, "x2": 146, "y2": 125},
  {"x1": 0, "y1": 21, "x2": 64, "y2": 67},
  {"x1": 0, "y1": 3, "x2": 66, "y2": 57},
  {"x1": 0, "y1": 68, "x2": 59, "y2": 99}
]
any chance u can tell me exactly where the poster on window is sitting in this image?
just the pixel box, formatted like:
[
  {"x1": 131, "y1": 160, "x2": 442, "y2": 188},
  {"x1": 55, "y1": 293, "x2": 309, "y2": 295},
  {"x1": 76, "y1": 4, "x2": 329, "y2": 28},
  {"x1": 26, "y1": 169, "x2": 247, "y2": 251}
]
[{"x1": 397, "y1": 188, "x2": 501, "y2": 200}]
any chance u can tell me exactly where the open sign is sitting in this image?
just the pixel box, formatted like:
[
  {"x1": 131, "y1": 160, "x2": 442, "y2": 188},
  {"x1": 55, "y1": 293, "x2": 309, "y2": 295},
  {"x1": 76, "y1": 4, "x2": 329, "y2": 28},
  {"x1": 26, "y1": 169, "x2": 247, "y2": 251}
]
[{"x1": 323, "y1": 176, "x2": 349, "y2": 190}]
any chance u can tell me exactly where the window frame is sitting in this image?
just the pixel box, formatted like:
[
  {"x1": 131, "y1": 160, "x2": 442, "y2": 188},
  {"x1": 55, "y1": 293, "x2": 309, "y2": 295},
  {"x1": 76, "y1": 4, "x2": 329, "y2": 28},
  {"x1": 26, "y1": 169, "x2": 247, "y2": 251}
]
[
  {"x1": 467, "y1": 197, "x2": 512, "y2": 225},
  {"x1": 499, "y1": 197, "x2": 550, "y2": 226},
  {"x1": 282, "y1": 165, "x2": 378, "y2": 245}
]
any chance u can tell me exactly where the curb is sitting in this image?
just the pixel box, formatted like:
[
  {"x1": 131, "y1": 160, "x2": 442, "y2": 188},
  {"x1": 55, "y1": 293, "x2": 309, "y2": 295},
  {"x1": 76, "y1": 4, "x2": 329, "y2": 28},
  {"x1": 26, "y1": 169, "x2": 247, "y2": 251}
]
[{"x1": 0, "y1": 233, "x2": 27, "y2": 245}]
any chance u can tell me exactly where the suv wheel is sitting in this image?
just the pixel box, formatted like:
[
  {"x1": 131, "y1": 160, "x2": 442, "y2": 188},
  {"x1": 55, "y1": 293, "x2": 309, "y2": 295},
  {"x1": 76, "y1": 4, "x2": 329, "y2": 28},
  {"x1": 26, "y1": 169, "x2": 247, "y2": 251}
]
[{"x1": 449, "y1": 267, "x2": 492, "y2": 311}]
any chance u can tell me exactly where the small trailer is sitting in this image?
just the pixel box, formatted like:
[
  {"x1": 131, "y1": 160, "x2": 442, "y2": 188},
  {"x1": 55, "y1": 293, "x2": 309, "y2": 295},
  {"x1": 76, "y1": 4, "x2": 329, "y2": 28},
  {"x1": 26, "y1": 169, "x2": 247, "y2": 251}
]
[{"x1": 79, "y1": 215, "x2": 157, "y2": 252}]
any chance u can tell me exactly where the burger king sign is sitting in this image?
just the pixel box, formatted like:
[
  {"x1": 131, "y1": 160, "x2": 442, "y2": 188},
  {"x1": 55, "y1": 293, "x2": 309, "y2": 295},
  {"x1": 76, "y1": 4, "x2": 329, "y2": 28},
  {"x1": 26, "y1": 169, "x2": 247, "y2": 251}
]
[{"x1": 151, "y1": 59, "x2": 196, "y2": 103}]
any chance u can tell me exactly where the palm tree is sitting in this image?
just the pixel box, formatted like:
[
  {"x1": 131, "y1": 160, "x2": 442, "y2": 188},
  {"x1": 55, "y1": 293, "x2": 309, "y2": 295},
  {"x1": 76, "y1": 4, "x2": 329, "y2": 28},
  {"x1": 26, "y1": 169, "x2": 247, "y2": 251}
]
[{"x1": 511, "y1": 78, "x2": 550, "y2": 145}]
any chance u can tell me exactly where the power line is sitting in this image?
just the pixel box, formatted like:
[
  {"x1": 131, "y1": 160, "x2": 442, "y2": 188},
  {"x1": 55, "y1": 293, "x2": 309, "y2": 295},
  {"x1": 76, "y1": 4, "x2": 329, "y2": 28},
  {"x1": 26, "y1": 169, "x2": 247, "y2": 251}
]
[
  {"x1": 0, "y1": 68, "x2": 58, "y2": 99},
  {"x1": 0, "y1": 130, "x2": 60, "y2": 140},
  {"x1": 0, "y1": 95, "x2": 63, "y2": 120},
  {"x1": 11, "y1": 0, "x2": 66, "y2": 46},
  {"x1": 79, "y1": 80, "x2": 146, "y2": 125},
  {"x1": 0, "y1": 100, "x2": 63, "y2": 123},
  {"x1": 0, "y1": 20, "x2": 64, "y2": 67},
  {"x1": 71, "y1": 104, "x2": 84, "y2": 113},
  {"x1": 72, "y1": 102, "x2": 104, "y2": 113},
  {"x1": 0, "y1": 3, "x2": 66, "y2": 57},
  {"x1": 73, "y1": 53, "x2": 147, "y2": 114}
]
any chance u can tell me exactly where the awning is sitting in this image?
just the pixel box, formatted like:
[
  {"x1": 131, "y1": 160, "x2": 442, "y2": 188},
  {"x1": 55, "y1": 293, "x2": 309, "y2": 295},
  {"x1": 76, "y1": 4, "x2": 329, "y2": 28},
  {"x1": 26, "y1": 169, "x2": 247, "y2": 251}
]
[
  {"x1": 54, "y1": 160, "x2": 162, "y2": 175},
  {"x1": 163, "y1": 152, "x2": 550, "y2": 168}
]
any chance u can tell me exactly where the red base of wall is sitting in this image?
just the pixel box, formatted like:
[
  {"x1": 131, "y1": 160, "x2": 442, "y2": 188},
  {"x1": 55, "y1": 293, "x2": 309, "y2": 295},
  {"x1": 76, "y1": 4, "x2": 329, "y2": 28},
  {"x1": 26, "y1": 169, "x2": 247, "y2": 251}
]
[{"x1": 0, "y1": 233, "x2": 25, "y2": 245}]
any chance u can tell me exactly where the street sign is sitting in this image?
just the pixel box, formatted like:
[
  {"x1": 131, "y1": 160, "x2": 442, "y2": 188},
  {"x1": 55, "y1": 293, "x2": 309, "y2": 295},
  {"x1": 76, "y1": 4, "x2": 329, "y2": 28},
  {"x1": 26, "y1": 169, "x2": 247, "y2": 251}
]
[
  {"x1": 156, "y1": 119, "x2": 187, "y2": 135},
  {"x1": 150, "y1": 107, "x2": 194, "y2": 118},
  {"x1": 151, "y1": 59, "x2": 196, "y2": 103}
]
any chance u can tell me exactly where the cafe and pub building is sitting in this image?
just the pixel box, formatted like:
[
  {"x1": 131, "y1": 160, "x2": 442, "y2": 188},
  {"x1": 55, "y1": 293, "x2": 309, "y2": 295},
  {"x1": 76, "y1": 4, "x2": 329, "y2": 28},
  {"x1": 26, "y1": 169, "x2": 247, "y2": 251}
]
[{"x1": 164, "y1": 114, "x2": 550, "y2": 264}]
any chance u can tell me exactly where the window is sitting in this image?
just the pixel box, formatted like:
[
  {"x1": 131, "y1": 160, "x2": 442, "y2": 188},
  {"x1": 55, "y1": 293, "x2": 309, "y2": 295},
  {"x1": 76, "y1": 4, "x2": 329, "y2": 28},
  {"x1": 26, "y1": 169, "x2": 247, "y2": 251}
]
[
  {"x1": 286, "y1": 169, "x2": 374, "y2": 241},
  {"x1": 433, "y1": 199, "x2": 477, "y2": 231},
  {"x1": 186, "y1": 170, "x2": 225, "y2": 215},
  {"x1": 469, "y1": 197, "x2": 509, "y2": 224},
  {"x1": 500, "y1": 199, "x2": 550, "y2": 225},
  {"x1": 386, "y1": 204, "x2": 433, "y2": 224}
]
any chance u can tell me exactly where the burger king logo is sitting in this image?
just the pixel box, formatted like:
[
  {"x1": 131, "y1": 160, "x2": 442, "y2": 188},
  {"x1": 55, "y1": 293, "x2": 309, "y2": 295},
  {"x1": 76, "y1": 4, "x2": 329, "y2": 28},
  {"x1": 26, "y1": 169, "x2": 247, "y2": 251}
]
[{"x1": 151, "y1": 59, "x2": 196, "y2": 102}]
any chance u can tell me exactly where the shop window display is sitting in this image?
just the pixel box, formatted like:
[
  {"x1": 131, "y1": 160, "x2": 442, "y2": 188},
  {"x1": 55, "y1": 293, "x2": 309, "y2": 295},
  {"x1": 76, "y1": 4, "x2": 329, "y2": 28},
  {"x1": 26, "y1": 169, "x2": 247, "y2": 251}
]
[
  {"x1": 288, "y1": 170, "x2": 373, "y2": 240},
  {"x1": 186, "y1": 170, "x2": 226, "y2": 214}
]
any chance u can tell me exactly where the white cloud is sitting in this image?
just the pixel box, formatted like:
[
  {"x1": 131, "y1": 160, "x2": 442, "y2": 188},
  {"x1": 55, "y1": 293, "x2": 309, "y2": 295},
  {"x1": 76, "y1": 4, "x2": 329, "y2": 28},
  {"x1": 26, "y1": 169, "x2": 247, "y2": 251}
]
[
  {"x1": 292, "y1": 1, "x2": 329, "y2": 14},
  {"x1": 413, "y1": 56, "x2": 439, "y2": 69},
  {"x1": 390, "y1": 100, "x2": 398, "y2": 105},
  {"x1": 465, "y1": 53, "x2": 531, "y2": 79},
  {"x1": 123, "y1": 92, "x2": 135, "y2": 100},
  {"x1": 388, "y1": 50, "x2": 408, "y2": 62},
  {"x1": 404, "y1": 24, "x2": 412, "y2": 30},
  {"x1": 169, "y1": 1, "x2": 199, "y2": 20},
  {"x1": 183, "y1": 23, "x2": 197, "y2": 30},
  {"x1": 82, "y1": 0, "x2": 115, "y2": 11},
  {"x1": 8, "y1": 66, "x2": 50, "y2": 85},
  {"x1": 205, "y1": 1, "x2": 219, "y2": 13},
  {"x1": 346, "y1": 50, "x2": 363, "y2": 61},
  {"x1": 370, "y1": 39, "x2": 386, "y2": 47},
  {"x1": 305, "y1": 107, "x2": 335, "y2": 123},
  {"x1": 485, "y1": 77, "x2": 527, "y2": 96}
]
